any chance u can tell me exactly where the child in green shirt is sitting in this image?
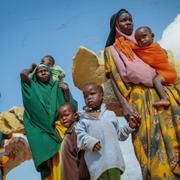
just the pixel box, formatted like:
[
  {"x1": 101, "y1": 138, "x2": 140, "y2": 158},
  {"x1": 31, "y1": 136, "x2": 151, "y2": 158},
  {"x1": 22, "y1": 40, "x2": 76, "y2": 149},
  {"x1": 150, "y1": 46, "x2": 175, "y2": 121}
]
[{"x1": 41, "y1": 55, "x2": 65, "y2": 82}]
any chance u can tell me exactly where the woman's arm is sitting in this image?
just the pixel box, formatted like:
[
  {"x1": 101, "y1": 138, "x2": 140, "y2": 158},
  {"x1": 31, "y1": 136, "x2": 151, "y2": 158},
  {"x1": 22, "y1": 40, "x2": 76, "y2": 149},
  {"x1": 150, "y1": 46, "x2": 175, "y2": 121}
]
[
  {"x1": 20, "y1": 64, "x2": 37, "y2": 84},
  {"x1": 110, "y1": 73, "x2": 141, "y2": 124},
  {"x1": 59, "y1": 82, "x2": 70, "y2": 102}
]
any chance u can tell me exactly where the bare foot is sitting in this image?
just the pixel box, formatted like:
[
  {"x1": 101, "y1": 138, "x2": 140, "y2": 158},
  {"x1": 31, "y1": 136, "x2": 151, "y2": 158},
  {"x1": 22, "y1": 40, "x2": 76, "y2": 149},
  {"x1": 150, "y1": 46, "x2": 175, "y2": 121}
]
[{"x1": 153, "y1": 99, "x2": 171, "y2": 108}]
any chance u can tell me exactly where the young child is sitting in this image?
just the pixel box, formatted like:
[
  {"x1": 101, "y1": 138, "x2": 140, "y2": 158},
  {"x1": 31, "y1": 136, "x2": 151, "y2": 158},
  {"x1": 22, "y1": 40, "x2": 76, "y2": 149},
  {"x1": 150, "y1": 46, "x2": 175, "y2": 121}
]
[
  {"x1": 76, "y1": 83, "x2": 139, "y2": 180},
  {"x1": 55, "y1": 103, "x2": 90, "y2": 180},
  {"x1": 41, "y1": 55, "x2": 65, "y2": 82},
  {"x1": 134, "y1": 26, "x2": 177, "y2": 107},
  {"x1": 115, "y1": 26, "x2": 177, "y2": 107}
]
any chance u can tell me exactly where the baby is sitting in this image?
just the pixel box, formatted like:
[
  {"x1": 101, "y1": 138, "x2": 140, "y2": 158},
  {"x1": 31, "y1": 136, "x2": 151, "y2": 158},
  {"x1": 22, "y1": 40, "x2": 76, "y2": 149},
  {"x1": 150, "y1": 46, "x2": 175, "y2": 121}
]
[
  {"x1": 76, "y1": 83, "x2": 139, "y2": 180},
  {"x1": 41, "y1": 55, "x2": 65, "y2": 82},
  {"x1": 55, "y1": 103, "x2": 90, "y2": 180},
  {"x1": 134, "y1": 26, "x2": 177, "y2": 107}
]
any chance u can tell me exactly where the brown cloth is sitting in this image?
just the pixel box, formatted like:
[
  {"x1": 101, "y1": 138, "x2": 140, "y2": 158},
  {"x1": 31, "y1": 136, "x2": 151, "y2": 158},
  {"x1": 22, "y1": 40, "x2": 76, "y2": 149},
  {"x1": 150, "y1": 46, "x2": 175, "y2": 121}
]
[{"x1": 60, "y1": 128, "x2": 90, "y2": 180}]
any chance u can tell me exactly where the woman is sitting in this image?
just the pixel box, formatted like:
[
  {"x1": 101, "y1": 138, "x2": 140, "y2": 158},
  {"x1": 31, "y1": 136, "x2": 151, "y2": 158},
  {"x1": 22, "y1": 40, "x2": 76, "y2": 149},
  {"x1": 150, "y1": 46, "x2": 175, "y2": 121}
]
[
  {"x1": 20, "y1": 63, "x2": 77, "y2": 179},
  {"x1": 104, "y1": 9, "x2": 180, "y2": 180}
]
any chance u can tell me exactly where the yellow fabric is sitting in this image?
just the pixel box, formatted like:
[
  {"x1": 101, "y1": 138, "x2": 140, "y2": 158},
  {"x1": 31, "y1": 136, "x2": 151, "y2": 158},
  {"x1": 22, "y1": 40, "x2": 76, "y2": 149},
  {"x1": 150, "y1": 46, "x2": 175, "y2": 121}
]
[
  {"x1": 167, "y1": 50, "x2": 180, "y2": 92},
  {"x1": 0, "y1": 148, "x2": 9, "y2": 167},
  {"x1": 54, "y1": 121, "x2": 68, "y2": 139},
  {"x1": 0, "y1": 157, "x2": 9, "y2": 168},
  {"x1": 45, "y1": 152, "x2": 61, "y2": 180},
  {"x1": 0, "y1": 155, "x2": 8, "y2": 180},
  {"x1": 105, "y1": 47, "x2": 180, "y2": 180},
  {"x1": 44, "y1": 121, "x2": 68, "y2": 180},
  {"x1": 0, "y1": 148, "x2": 9, "y2": 180}
]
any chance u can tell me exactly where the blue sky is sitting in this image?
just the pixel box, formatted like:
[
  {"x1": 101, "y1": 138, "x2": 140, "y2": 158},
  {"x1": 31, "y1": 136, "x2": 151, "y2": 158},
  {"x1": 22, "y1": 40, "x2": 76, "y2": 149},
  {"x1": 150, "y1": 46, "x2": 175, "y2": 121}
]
[{"x1": 0, "y1": 0, "x2": 180, "y2": 179}]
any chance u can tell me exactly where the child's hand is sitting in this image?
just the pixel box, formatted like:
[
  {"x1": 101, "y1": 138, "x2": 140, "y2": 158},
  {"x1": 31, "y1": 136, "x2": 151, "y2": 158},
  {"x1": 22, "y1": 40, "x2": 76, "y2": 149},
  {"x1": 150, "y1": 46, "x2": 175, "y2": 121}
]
[
  {"x1": 129, "y1": 116, "x2": 141, "y2": 129},
  {"x1": 58, "y1": 73, "x2": 65, "y2": 80},
  {"x1": 123, "y1": 104, "x2": 141, "y2": 123},
  {"x1": 93, "y1": 142, "x2": 101, "y2": 152}
]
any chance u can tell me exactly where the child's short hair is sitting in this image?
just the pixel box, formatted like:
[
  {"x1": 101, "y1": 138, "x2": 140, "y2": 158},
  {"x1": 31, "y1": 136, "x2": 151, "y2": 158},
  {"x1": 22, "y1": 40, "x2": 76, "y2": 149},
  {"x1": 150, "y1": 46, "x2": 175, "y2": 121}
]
[
  {"x1": 41, "y1": 55, "x2": 55, "y2": 65},
  {"x1": 83, "y1": 83, "x2": 103, "y2": 95},
  {"x1": 58, "y1": 102, "x2": 79, "y2": 121},
  {"x1": 58, "y1": 102, "x2": 76, "y2": 113},
  {"x1": 135, "y1": 26, "x2": 152, "y2": 34}
]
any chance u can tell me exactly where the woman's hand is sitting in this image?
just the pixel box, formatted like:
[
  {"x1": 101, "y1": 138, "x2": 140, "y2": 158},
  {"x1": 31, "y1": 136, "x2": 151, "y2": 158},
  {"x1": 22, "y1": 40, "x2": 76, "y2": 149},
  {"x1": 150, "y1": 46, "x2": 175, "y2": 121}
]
[
  {"x1": 123, "y1": 104, "x2": 141, "y2": 129},
  {"x1": 20, "y1": 64, "x2": 36, "y2": 83},
  {"x1": 59, "y1": 82, "x2": 69, "y2": 90},
  {"x1": 29, "y1": 63, "x2": 37, "y2": 73},
  {"x1": 110, "y1": 74, "x2": 141, "y2": 128}
]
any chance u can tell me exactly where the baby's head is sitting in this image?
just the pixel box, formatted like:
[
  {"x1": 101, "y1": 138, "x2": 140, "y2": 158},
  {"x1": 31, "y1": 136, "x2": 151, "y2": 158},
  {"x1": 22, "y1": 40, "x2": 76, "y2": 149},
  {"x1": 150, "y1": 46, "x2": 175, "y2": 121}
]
[
  {"x1": 135, "y1": 26, "x2": 154, "y2": 47},
  {"x1": 41, "y1": 55, "x2": 55, "y2": 67},
  {"x1": 58, "y1": 103, "x2": 76, "y2": 128},
  {"x1": 82, "y1": 83, "x2": 103, "y2": 111}
]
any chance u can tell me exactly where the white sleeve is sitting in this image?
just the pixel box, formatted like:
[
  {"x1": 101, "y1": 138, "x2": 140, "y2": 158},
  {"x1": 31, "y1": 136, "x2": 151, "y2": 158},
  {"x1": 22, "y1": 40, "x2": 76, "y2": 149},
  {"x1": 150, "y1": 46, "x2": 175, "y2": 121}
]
[
  {"x1": 111, "y1": 112, "x2": 135, "y2": 141},
  {"x1": 117, "y1": 124, "x2": 135, "y2": 141},
  {"x1": 76, "y1": 120, "x2": 99, "y2": 151}
]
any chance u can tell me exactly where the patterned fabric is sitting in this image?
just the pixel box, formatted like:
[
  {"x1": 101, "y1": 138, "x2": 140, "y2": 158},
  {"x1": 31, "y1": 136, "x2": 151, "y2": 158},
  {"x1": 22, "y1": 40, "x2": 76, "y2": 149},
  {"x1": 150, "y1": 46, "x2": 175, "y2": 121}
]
[{"x1": 105, "y1": 47, "x2": 180, "y2": 180}]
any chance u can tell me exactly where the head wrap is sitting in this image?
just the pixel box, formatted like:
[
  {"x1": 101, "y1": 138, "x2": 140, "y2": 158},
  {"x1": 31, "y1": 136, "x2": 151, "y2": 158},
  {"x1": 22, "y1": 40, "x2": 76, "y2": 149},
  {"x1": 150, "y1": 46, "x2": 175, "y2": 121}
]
[
  {"x1": 30, "y1": 64, "x2": 52, "y2": 82},
  {"x1": 105, "y1": 9, "x2": 131, "y2": 47}
]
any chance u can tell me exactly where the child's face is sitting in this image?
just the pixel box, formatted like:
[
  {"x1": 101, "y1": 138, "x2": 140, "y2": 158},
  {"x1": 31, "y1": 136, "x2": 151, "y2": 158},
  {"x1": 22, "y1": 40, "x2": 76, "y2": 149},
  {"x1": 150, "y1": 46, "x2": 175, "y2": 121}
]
[
  {"x1": 58, "y1": 104, "x2": 75, "y2": 128},
  {"x1": 135, "y1": 27, "x2": 154, "y2": 47},
  {"x1": 83, "y1": 85, "x2": 103, "y2": 109},
  {"x1": 43, "y1": 57, "x2": 53, "y2": 67}
]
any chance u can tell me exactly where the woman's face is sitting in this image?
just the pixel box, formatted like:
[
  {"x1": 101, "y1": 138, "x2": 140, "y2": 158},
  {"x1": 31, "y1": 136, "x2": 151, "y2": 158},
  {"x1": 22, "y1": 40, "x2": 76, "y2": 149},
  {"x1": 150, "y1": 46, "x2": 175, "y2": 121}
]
[
  {"x1": 116, "y1": 12, "x2": 133, "y2": 35},
  {"x1": 36, "y1": 66, "x2": 50, "y2": 83}
]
